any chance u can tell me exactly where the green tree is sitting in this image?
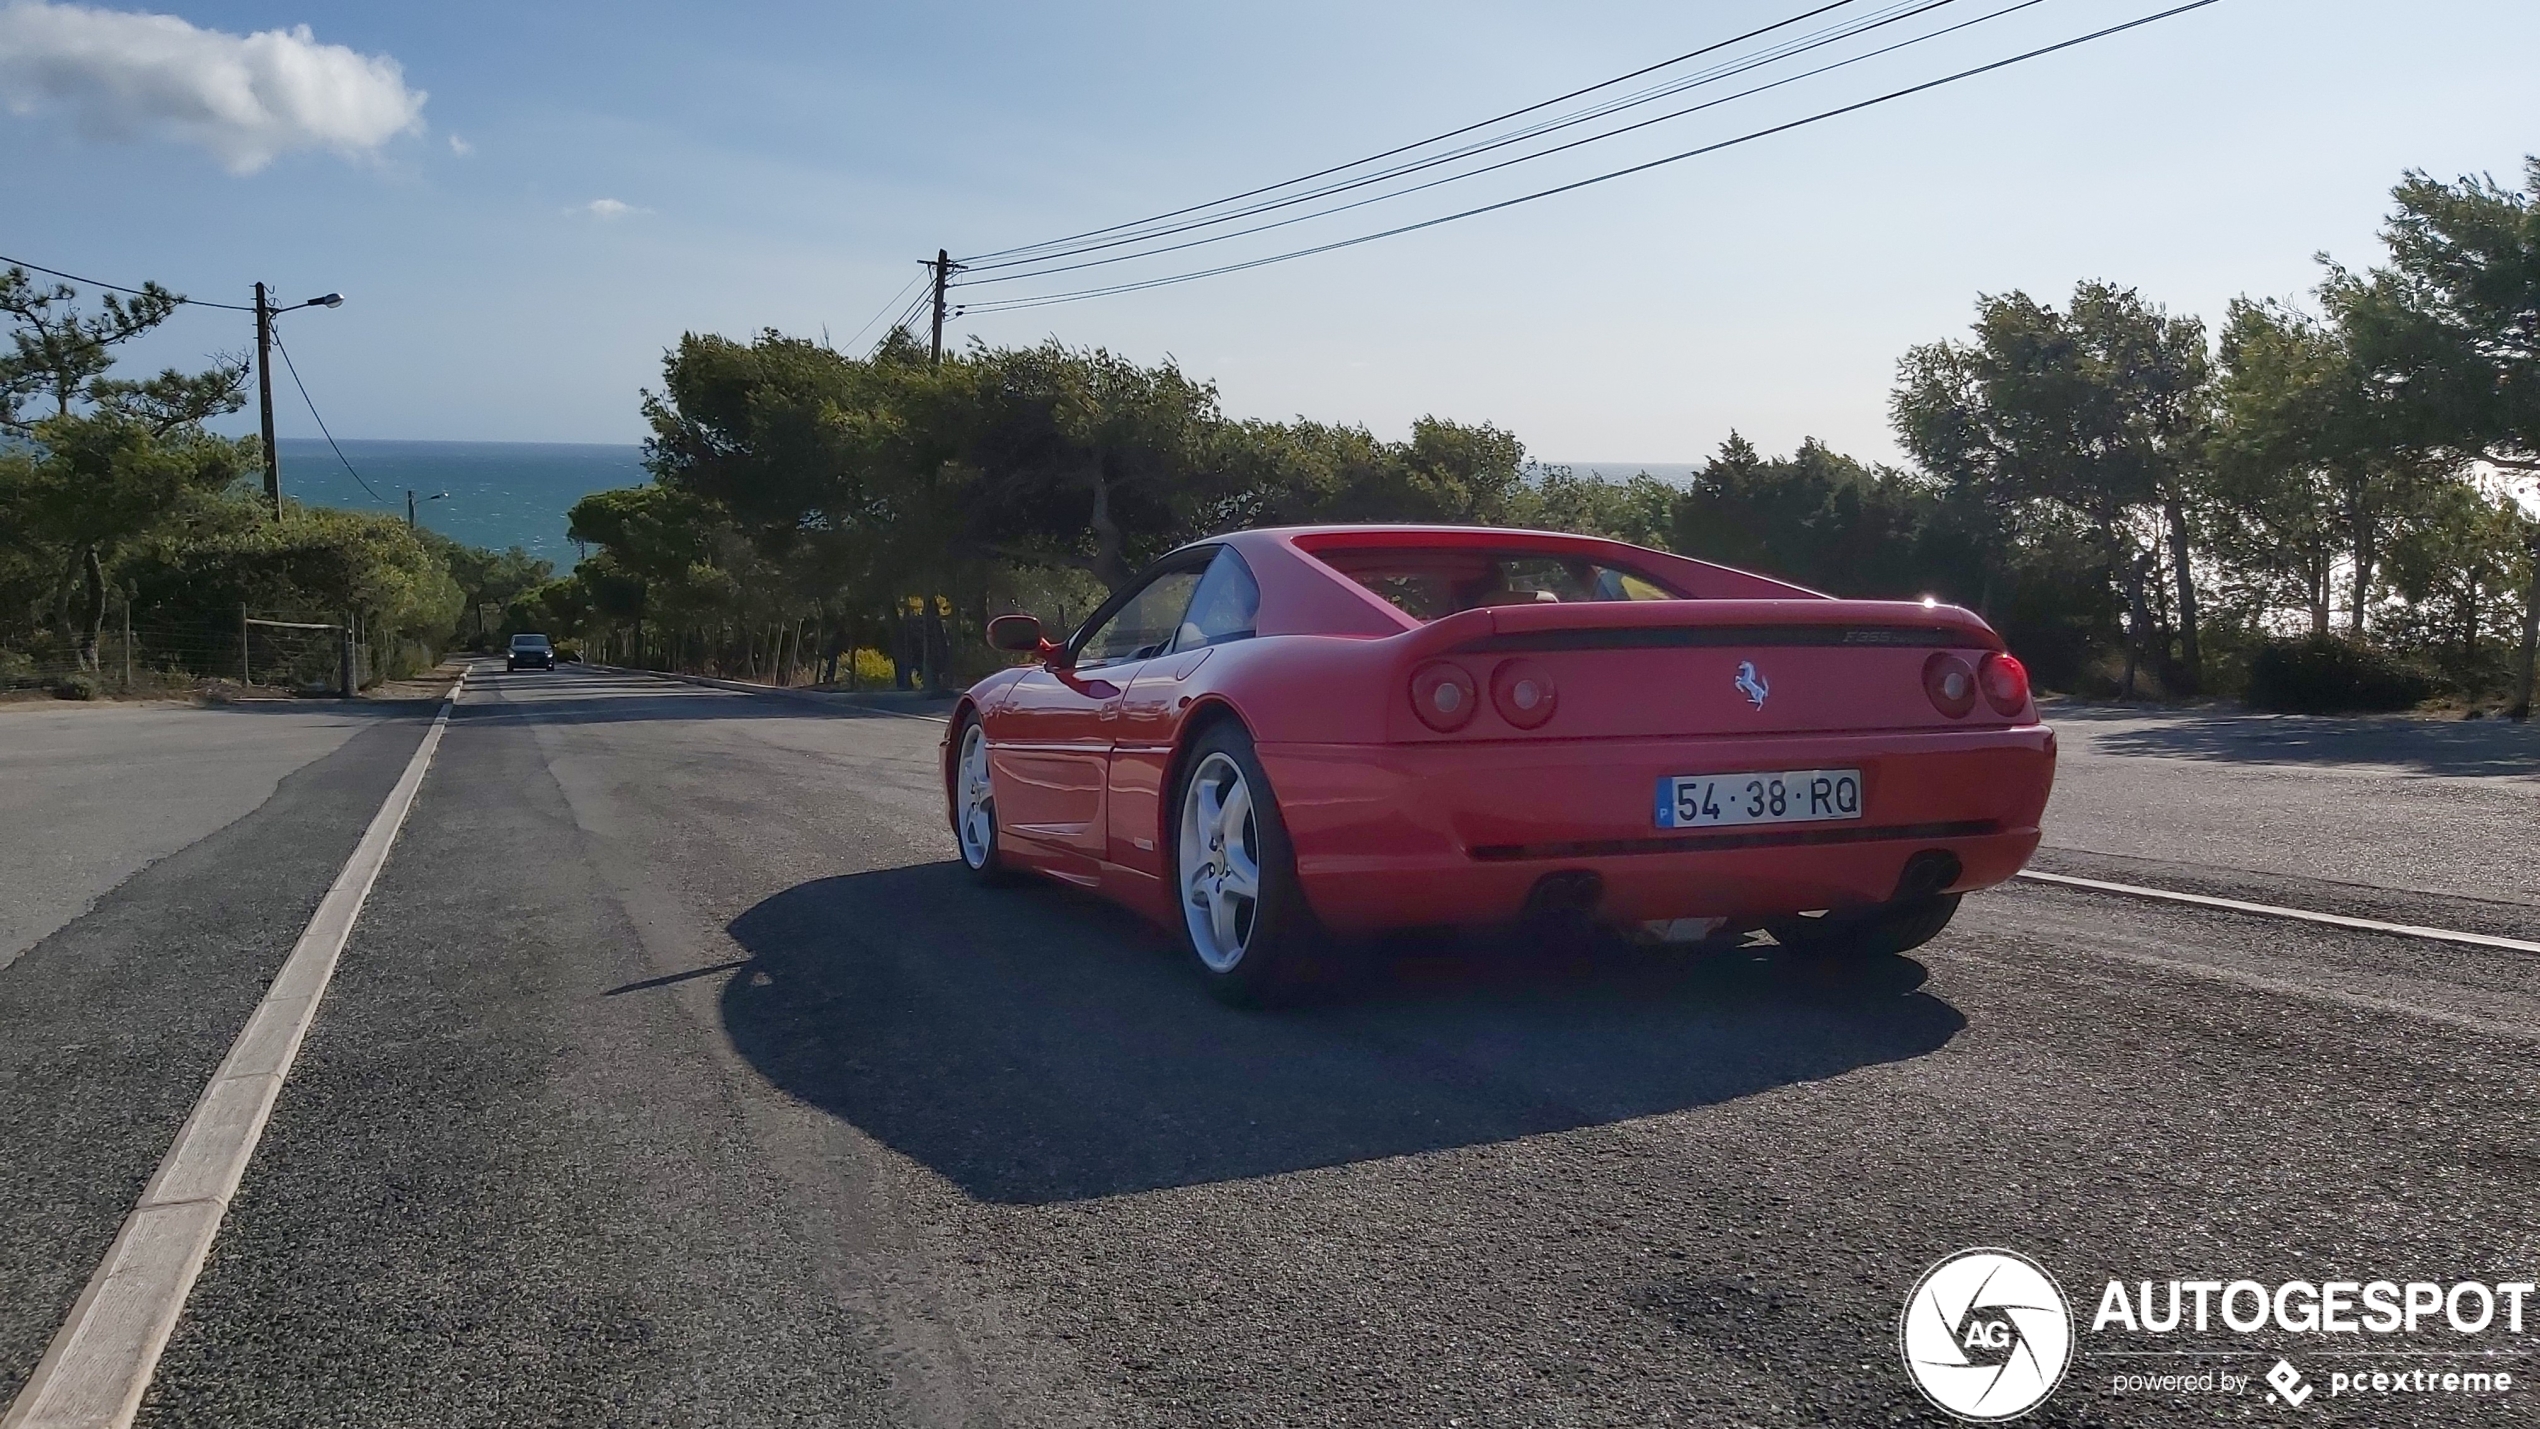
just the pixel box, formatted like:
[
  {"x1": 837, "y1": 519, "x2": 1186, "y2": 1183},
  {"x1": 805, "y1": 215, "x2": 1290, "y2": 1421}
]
[
  {"x1": 953, "y1": 341, "x2": 1235, "y2": 590},
  {"x1": 2326, "y1": 158, "x2": 2540, "y2": 714},
  {"x1": 438, "y1": 539, "x2": 554, "y2": 646},
  {"x1": 0, "y1": 268, "x2": 253, "y2": 668},
  {"x1": 123, "y1": 498, "x2": 464, "y2": 673},
  {"x1": 1507, "y1": 465, "x2": 1675, "y2": 547},
  {"x1": 2212, "y1": 298, "x2": 2361, "y2": 634},
  {"x1": 1892, "y1": 282, "x2": 2213, "y2": 695},
  {"x1": 1668, "y1": 433, "x2": 1936, "y2": 598}
]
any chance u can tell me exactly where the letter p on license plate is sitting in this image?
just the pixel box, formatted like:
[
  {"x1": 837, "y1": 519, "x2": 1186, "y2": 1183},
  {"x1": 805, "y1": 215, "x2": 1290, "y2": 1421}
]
[{"x1": 1655, "y1": 768, "x2": 1862, "y2": 829}]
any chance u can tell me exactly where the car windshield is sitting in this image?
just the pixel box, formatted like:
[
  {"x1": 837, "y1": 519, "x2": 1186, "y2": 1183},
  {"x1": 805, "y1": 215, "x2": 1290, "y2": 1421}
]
[
  {"x1": 1306, "y1": 546, "x2": 1686, "y2": 622},
  {"x1": 511, "y1": 634, "x2": 550, "y2": 649}
]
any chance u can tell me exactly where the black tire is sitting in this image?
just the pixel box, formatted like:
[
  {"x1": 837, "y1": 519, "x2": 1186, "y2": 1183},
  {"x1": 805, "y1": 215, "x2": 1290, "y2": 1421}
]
[
  {"x1": 1766, "y1": 893, "x2": 1961, "y2": 960},
  {"x1": 1169, "y1": 720, "x2": 1320, "y2": 1004},
  {"x1": 950, "y1": 715, "x2": 1012, "y2": 886}
]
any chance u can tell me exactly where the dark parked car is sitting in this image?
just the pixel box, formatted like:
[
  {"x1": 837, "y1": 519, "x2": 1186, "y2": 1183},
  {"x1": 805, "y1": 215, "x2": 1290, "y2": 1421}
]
[{"x1": 507, "y1": 633, "x2": 555, "y2": 671}]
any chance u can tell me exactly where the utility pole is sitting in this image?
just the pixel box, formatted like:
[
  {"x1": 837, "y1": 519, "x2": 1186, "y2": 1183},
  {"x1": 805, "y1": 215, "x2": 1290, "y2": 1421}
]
[
  {"x1": 254, "y1": 282, "x2": 281, "y2": 518},
  {"x1": 929, "y1": 249, "x2": 951, "y2": 365}
]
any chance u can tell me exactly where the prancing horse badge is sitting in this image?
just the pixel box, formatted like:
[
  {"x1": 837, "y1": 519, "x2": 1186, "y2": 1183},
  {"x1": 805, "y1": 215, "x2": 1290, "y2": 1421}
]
[{"x1": 1734, "y1": 660, "x2": 1770, "y2": 710}]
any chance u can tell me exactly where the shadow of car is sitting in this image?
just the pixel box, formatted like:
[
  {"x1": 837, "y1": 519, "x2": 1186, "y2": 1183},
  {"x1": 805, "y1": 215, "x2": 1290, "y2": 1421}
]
[{"x1": 716, "y1": 861, "x2": 1964, "y2": 1205}]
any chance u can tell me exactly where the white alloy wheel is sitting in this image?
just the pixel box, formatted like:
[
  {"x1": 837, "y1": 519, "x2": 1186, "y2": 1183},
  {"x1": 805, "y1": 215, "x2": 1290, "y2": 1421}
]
[
  {"x1": 956, "y1": 722, "x2": 995, "y2": 869},
  {"x1": 1178, "y1": 751, "x2": 1262, "y2": 972}
]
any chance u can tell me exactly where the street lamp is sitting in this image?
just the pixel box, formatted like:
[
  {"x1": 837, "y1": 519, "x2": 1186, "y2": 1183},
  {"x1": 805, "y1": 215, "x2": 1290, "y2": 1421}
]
[
  {"x1": 407, "y1": 488, "x2": 449, "y2": 530},
  {"x1": 254, "y1": 284, "x2": 345, "y2": 518}
]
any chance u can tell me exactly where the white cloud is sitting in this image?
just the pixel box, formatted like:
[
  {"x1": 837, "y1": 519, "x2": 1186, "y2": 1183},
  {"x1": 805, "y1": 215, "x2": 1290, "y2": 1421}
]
[
  {"x1": 446, "y1": 132, "x2": 468, "y2": 156},
  {"x1": 0, "y1": 2, "x2": 425, "y2": 173},
  {"x1": 581, "y1": 198, "x2": 635, "y2": 219}
]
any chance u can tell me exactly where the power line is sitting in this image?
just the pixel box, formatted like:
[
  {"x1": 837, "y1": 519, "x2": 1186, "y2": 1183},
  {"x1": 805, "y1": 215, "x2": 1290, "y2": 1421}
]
[
  {"x1": 0, "y1": 252, "x2": 258, "y2": 312},
  {"x1": 268, "y1": 328, "x2": 391, "y2": 507},
  {"x1": 956, "y1": 0, "x2": 2223, "y2": 316},
  {"x1": 961, "y1": 0, "x2": 1870, "y2": 265},
  {"x1": 961, "y1": 0, "x2": 2039, "y2": 290},
  {"x1": 842, "y1": 271, "x2": 928, "y2": 350},
  {"x1": 871, "y1": 294, "x2": 928, "y2": 355},
  {"x1": 866, "y1": 286, "x2": 938, "y2": 357},
  {"x1": 960, "y1": 0, "x2": 1963, "y2": 279}
]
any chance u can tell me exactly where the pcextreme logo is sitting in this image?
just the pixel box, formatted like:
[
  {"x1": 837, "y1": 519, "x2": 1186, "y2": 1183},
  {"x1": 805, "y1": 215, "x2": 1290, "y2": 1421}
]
[{"x1": 1900, "y1": 1248, "x2": 2074, "y2": 1422}]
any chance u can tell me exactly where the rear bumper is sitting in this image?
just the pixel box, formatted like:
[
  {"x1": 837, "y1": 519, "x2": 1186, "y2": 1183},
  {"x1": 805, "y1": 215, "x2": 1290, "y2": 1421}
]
[{"x1": 1259, "y1": 724, "x2": 2053, "y2": 932}]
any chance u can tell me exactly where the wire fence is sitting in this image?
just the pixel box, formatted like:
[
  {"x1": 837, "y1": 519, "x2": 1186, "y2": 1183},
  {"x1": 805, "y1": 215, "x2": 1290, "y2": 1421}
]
[{"x1": 0, "y1": 607, "x2": 406, "y2": 698}]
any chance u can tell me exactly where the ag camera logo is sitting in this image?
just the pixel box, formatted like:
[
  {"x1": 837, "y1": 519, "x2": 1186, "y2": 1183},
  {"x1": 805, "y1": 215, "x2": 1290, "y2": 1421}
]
[{"x1": 1901, "y1": 1248, "x2": 2074, "y2": 1421}]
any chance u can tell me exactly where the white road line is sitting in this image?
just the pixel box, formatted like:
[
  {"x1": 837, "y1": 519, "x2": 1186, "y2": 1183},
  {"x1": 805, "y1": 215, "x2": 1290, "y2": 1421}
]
[
  {"x1": 2, "y1": 676, "x2": 466, "y2": 1429},
  {"x1": 2014, "y1": 869, "x2": 2540, "y2": 955}
]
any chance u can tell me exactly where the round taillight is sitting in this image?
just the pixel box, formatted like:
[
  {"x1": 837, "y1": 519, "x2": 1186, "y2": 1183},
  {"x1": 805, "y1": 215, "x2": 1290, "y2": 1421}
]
[
  {"x1": 1923, "y1": 652, "x2": 1977, "y2": 718},
  {"x1": 1489, "y1": 659, "x2": 1557, "y2": 730},
  {"x1": 1409, "y1": 661, "x2": 1478, "y2": 732},
  {"x1": 1978, "y1": 651, "x2": 2029, "y2": 716}
]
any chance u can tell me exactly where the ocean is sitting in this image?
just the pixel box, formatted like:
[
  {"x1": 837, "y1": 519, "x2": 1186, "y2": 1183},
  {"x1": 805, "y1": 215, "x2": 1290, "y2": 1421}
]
[
  {"x1": 274, "y1": 438, "x2": 648, "y2": 562},
  {"x1": 274, "y1": 441, "x2": 1700, "y2": 563},
  {"x1": 1557, "y1": 462, "x2": 1702, "y2": 485}
]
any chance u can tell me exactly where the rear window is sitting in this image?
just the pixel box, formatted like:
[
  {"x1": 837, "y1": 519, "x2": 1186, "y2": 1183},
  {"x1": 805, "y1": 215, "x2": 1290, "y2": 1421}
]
[{"x1": 1308, "y1": 547, "x2": 1686, "y2": 622}]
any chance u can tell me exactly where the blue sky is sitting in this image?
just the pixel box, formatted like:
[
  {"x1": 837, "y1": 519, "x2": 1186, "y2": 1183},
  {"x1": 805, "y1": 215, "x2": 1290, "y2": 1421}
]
[{"x1": 4, "y1": 0, "x2": 2537, "y2": 466}]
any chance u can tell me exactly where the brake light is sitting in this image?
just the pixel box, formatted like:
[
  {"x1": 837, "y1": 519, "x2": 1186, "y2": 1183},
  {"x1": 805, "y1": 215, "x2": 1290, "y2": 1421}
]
[
  {"x1": 1410, "y1": 661, "x2": 1478, "y2": 731},
  {"x1": 1489, "y1": 659, "x2": 1557, "y2": 730},
  {"x1": 1978, "y1": 652, "x2": 2029, "y2": 716},
  {"x1": 1922, "y1": 652, "x2": 1977, "y2": 718}
]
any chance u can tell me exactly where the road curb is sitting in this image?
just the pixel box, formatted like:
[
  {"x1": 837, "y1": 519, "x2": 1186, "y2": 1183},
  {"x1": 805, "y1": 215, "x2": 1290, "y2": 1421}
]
[{"x1": 2, "y1": 674, "x2": 467, "y2": 1429}]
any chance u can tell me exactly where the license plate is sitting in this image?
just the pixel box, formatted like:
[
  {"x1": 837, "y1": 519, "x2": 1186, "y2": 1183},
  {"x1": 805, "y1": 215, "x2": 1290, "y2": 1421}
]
[{"x1": 1655, "y1": 768, "x2": 1862, "y2": 829}]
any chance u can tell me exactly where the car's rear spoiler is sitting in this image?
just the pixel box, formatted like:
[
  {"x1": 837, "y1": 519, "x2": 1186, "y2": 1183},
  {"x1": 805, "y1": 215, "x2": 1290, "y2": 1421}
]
[{"x1": 1393, "y1": 599, "x2": 2004, "y2": 660}]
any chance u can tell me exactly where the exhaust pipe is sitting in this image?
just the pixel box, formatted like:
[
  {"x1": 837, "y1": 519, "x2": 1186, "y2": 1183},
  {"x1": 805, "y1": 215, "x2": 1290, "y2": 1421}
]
[
  {"x1": 1891, "y1": 850, "x2": 1963, "y2": 903},
  {"x1": 1521, "y1": 869, "x2": 1606, "y2": 954},
  {"x1": 1524, "y1": 869, "x2": 1605, "y2": 917}
]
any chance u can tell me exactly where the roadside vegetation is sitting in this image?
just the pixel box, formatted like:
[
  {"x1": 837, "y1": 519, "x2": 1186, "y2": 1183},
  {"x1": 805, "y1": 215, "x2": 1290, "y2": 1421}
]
[
  {"x1": 0, "y1": 268, "x2": 550, "y2": 698},
  {"x1": 7, "y1": 159, "x2": 2534, "y2": 716},
  {"x1": 538, "y1": 158, "x2": 2537, "y2": 716}
]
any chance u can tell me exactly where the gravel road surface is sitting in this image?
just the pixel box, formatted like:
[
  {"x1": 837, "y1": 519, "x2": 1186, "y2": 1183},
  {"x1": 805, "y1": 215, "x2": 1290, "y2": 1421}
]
[{"x1": 5, "y1": 666, "x2": 2535, "y2": 1427}]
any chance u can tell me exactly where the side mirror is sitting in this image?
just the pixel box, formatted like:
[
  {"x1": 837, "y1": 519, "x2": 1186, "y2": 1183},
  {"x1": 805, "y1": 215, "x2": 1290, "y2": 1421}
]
[
  {"x1": 989, "y1": 613, "x2": 1071, "y2": 666},
  {"x1": 987, "y1": 613, "x2": 1044, "y2": 652}
]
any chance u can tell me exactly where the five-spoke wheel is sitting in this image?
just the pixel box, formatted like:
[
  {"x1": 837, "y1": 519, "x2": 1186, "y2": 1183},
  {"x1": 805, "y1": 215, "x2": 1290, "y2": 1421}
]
[
  {"x1": 1178, "y1": 751, "x2": 1262, "y2": 971},
  {"x1": 1171, "y1": 722, "x2": 1314, "y2": 1002},
  {"x1": 953, "y1": 718, "x2": 1003, "y2": 881}
]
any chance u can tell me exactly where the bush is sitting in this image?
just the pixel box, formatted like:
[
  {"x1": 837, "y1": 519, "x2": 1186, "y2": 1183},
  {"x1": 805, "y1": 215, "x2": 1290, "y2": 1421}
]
[
  {"x1": 2245, "y1": 634, "x2": 2439, "y2": 713},
  {"x1": 50, "y1": 672, "x2": 99, "y2": 700},
  {"x1": 843, "y1": 647, "x2": 896, "y2": 686}
]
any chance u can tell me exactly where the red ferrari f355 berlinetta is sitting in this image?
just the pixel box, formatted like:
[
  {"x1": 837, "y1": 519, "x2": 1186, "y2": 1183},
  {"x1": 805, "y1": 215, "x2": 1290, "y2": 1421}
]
[{"x1": 942, "y1": 525, "x2": 2055, "y2": 1001}]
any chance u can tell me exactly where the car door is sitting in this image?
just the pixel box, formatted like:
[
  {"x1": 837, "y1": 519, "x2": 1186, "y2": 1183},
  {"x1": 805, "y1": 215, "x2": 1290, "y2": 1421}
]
[
  {"x1": 1108, "y1": 547, "x2": 1260, "y2": 873},
  {"x1": 988, "y1": 559, "x2": 1208, "y2": 868}
]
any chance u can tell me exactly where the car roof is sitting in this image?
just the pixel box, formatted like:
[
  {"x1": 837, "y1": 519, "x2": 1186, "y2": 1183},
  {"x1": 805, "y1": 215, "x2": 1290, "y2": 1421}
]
[{"x1": 511, "y1": 632, "x2": 550, "y2": 642}]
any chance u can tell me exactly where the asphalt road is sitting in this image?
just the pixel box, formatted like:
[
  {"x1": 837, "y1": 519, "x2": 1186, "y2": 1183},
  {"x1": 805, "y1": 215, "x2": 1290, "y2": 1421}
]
[
  {"x1": 3, "y1": 666, "x2": 2536, "y2": 1427},
  {"x1": 2038, "y1": 701, "x2": 2540, "y2": 911},
  {"x1": 0, "y1": 700, "x2": 376, "y2": 969}
]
